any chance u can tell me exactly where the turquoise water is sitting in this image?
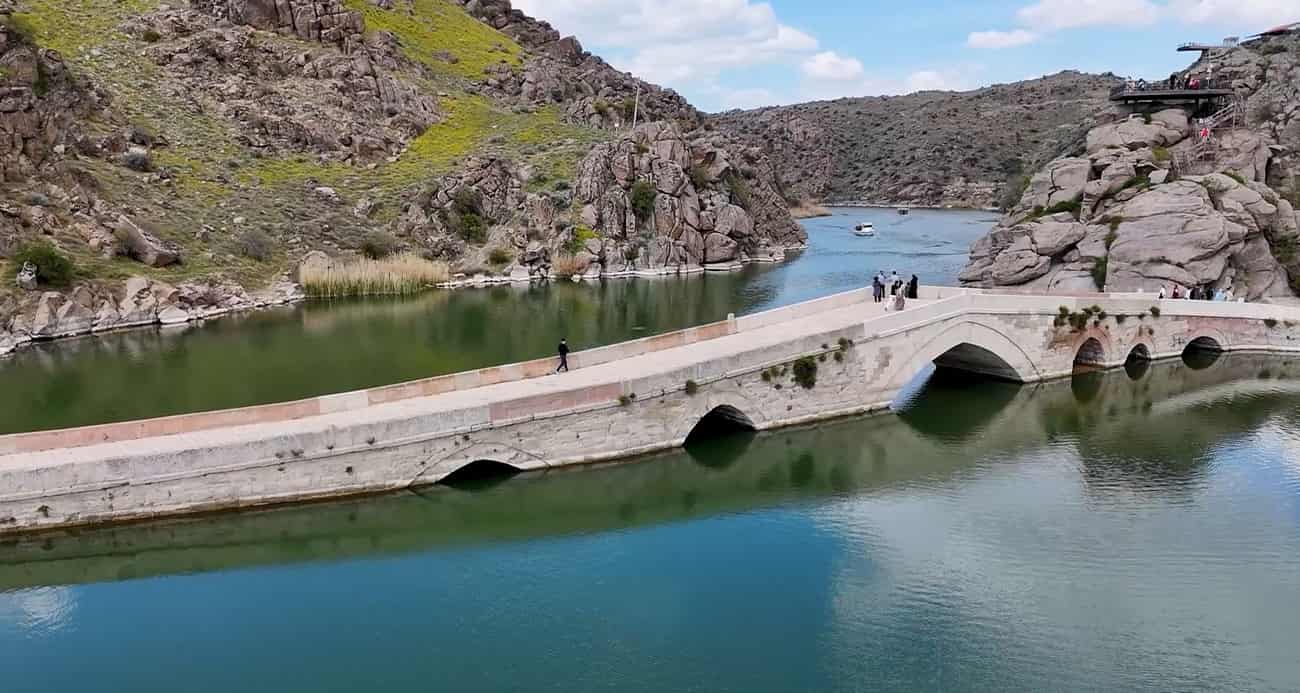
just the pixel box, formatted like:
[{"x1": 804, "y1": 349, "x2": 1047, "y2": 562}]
[
  {"x1": 2, "y1": 356, "x2": 1299, "y2": 691},
  {"x1": 0, "y1": 208, "x2": 990, "y2": 434}
]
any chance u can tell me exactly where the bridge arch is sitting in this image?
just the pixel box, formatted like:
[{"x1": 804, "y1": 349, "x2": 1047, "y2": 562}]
[
  {"x1": 1074, "y1": 337, "x2": 1107, "y2": 368},
  {"x1": 684, "y1": 404, "x2": 759, "y2": 446},
  {"x1": 885, "y1": 319, "x2": 1041, "y2": 389},
  {"x1": 436, "y1": 459, "x2": 523, "y2": 487}
]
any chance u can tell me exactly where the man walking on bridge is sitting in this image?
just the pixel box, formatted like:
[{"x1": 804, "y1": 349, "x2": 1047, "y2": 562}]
[{"x1": 556, "y1": 338, "x2": 571, "y2": 373}]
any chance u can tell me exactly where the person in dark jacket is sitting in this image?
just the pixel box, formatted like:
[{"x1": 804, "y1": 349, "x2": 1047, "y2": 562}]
[
  {"x1": 907, "y1": 275, "x2": 919, "y2": 299},
  {"x1": 556, "y1": 338, "x2": 570, "y2": 373}
]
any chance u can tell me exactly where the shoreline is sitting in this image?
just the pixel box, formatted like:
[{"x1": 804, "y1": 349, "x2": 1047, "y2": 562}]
[
  {"x1": 0, "y1": 244, "x2": 810, "y2": 358},
  {"x1": 827, "y1": 202, "x2": 1001, "y2": 213}
]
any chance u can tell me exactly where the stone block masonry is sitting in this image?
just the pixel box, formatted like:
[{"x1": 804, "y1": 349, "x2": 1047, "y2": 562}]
[{"x1": 2, "y1": 286, "x2": 1299, "y2": 535}]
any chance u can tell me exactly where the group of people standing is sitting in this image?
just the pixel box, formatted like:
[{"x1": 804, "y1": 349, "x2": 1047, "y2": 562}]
[
  {"x1": 872, "y1": 271, "x2": 918, "y2": 311},
  {"x1": 1157, "y1": 284, "x2": 1237, "y2": 302}
]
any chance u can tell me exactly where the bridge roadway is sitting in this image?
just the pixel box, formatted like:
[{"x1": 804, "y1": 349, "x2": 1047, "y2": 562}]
[{"x1": 2, "y1": 286, "x2": 1299, "y2": 534}]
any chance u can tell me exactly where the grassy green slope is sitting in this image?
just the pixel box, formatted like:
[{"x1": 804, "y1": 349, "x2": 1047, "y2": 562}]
[{"x1": 8, "y1": 0, "x2": 607, "y2": 289}]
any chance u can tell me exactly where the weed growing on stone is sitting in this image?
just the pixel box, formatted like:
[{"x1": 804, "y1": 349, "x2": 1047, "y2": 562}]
[
  {"x1": 792, "y1": 356, "x2": 818, "y2": 389},
  {"x1": 684, "y1": 380, "x2": 699, "y2": 395}
]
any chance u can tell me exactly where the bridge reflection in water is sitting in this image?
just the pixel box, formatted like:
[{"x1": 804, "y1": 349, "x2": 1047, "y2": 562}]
[{"x1": 2, "y1": 351, "x2": 1297, "y2": 593}]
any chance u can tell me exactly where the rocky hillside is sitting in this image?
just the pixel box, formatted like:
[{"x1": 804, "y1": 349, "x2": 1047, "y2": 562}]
[
  {"x1": 961, "y1": 32, "x2": 1300, "y2": 300},
  {"x1": 0, "y1": 0, "x2": 804, "y2": 350},
  {"x1": 713, "y1": 71, "x2": 1119, "y2": 209}
]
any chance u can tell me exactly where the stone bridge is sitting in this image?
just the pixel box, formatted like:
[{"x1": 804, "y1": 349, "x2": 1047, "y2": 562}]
[{"x1": 2, "y1": 286, "x2": 1299, "y2": 534}]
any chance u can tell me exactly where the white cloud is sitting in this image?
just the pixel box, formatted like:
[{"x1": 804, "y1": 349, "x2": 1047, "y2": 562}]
[
  {"x1": 982, "y1": 0, "x2": 1294, "y2": 43},
  {"x1": 1016, "y1": 0, "x2": 1161, "y2": 30},
  {"x1": 1165, "y1": 0, "x2": 1300, "y2": 26},
  {"x1": 967, "y1": 29, "x2": 1040, "y2": 49},
  {"x1": 513, "y1": 0, "x2": 817, "y2": 86},
  {"x1": 802, "y1": 51, "x2": 866, "y2": 81}
]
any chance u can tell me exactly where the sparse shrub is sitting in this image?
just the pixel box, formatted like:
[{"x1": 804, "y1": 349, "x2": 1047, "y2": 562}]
[
  {"x1": 12, "y1": 241, "x2": 74, "y2": 287},
  {"x1": 236, "y1": 229, "x2": 274, "y2": 262},
  {"x1": 635, "y1": 142, "x2": 650, "y2": 155},
  {"x1": 689, "y1": 165, "x2": 710, "y2": 190},
  {"x1": 630, "y1": 181, "x2": 656, "y2": 221},
  {"x1": 553, "y1": 180, "x2": 571, "y2": 192},
  {"x1": 724, "y1": 171, "x2": 753, "y2": 211},
  {"x1": 621, "y1": 97, "x2": 637, "y2": 120},
  {"x1": 792, "y1": 356, "x2": 818, "y2": 390},
  {"x1": 1152, "y1": 146, "x2": 1171, "y2": 163},
  {"x1": 684, "y1": 380, "x2": 699, "y2": 395},
  {"x1": 1115, "y1": 314, "x2": 1127, "y2": 324},
  {"x1": 1141, "y1": 112, "x2": 1153, "y2": 124},
  {"x1": 1090, "y1": 257, "x2": 1108, "y2": 291},
  {"x1": 1272, "y1": 236, "x2": 1297, "y2": 264},
  {"x1": 141, "y1": 29, "x2": 161, "y2": 43},
  {"x1": 1150, "y1": 306, "x2": 1161, "y2": 317},
  {"x1": 487, "y1": 247, "x2": 513, "y2": 266},
  {"x1": 618, "y1": 394, "x2": 632, "y2": 406},
  {"x1": 593, "y1": 98, "x2": 610, "y2": 117},
  {"x1": 837, "y1": 336, "x2": 853, "y2": 350},
  {"x1": 1224, "y1": 171, "x2": 1247, "y2": 186},
  {"x1": 833, "y1": 351, "x2": 844, "y2": 362},
  {"x1": 23, "y1": 191, "x2": 50, "y2": 207},
  {"x1": 1264, "y1": 318, "x2": 1279, "y2": 328},
  {"x1": 760, "y1": 368, "x2": 772, "y2": 382},
  {"x1": 1259, "y1": 43, "x2": 1287, "y2": 56},
  {"x1": 360, "y1": 231, "x2": 399, "y2": 259},
  {"x1": 1104, "y1": 229, "x2": 1118, "y2": 249}
]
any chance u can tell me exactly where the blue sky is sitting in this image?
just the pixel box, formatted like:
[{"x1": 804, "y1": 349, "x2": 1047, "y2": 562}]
[{"x1": 511, "y1": 0, "x2": 1297, "y2": 111}]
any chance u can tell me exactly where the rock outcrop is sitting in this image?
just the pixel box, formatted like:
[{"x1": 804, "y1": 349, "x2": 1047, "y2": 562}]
[
  {"x1": 713, "y1": 71, "x2": 1119, "y2": 208},
  {"x1": 962, "y1": 35, "x2": 1300, "y2": 299},
  {"x1": 398, "y1": 122, "x2": 805, "y2": 276},
  {"x1": 0, "y1": 274, "x2": 303, "y2": 356}
]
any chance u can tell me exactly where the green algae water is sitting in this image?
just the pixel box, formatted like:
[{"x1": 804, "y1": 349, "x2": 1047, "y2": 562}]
[
  {"x1": 0, "y1": 208, "x2": 990, "y2": 434},
  {"x1": 3, "y1": 355, "x2": 1300, "y2": 692}
]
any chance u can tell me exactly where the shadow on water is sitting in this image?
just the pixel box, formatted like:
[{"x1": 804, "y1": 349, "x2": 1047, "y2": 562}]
[
  {"x1": 3, "y1": 353, "x2": 1300, "y2": 591},
  {"x1": 893, "y1": 367, "x2": 1022, "y2": 443}
]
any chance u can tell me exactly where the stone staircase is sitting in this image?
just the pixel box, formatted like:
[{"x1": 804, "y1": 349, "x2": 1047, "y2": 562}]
[{"x1": 1172, "y1": 100, "x2": 1244, "y2": 176}]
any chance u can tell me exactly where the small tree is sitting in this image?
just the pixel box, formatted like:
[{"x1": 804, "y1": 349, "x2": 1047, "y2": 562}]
[
  {"x1": 236, "y1": 229, "x2": 274, "y2": 261},
  {"x1": 360, "y1": 231, "x2": 399, "y2": 259},
  {"x1": 630, "y1": 181, "x2": 656, "y2": 222},
  {"x1": 12, "y1": 241, "x2": 74, "y2": 287}
]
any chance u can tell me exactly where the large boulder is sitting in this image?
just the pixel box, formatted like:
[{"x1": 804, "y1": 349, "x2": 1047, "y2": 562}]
[
  {"x1": 1086, "y1": 115, "x2": 1186, "y2": 153},
  {"x1": 1022, "y1": 157, "x2": 1091, "y2": 209},
  {"x1": 113, "y1": 215, "x2": 182, "y2": 267},
  {"x1": 703, "y1": 233, "x2": 738, "y2": 264}
]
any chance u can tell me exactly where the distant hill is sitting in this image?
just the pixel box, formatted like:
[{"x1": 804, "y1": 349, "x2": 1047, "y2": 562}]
[{"x1": 712, "y1": 71, "x2": 1120, "y2": 209}]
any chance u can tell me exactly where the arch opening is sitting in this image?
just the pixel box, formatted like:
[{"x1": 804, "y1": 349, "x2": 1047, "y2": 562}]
[
  {"x1": 930, "y1": 343, "x2": 1023, "y2": 382},
  {"x1": 685, "y1": 405, "x2": 757, "y2": 447},
  {"x1": 437, "y1": 459, "x2": 522, "y2": 489},
  {"x1": 1074, "y1": 338, "x2": 1106, "y2": 370},
  {"x1": 1182, "y1": 336, "x2": 1223, "y2": 370},
  {"x1": 1124, "y1": 344, "x2": 1151, "y2": 380}
]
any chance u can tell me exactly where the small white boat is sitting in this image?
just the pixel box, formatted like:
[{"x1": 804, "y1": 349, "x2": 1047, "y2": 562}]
[{"x1": 854, "y1": 223, "x2": 875, "y2": 237}]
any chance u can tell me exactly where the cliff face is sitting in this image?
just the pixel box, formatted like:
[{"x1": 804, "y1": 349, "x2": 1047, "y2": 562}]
[
  {"x1": 0, "y1": 0, "x2": 804, "y2": 350},
  {"x1": 712, "y1": 71, "x2": 1119, "y2": 209},
  {"x1": 961, "y1": 34, "x2": 1300, "y2": 300}
]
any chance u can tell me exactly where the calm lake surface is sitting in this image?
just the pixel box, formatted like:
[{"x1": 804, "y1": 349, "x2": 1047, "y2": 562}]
[
  {"x1": 4, "y1": 208, "x2": 1300, "y2": 691},
  {"x1": 0, "y1": 207, "x2": 991, "y2": 434},
  {"x1": 3, "y1": 356, "x2": 1300, "y2": 692}
]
